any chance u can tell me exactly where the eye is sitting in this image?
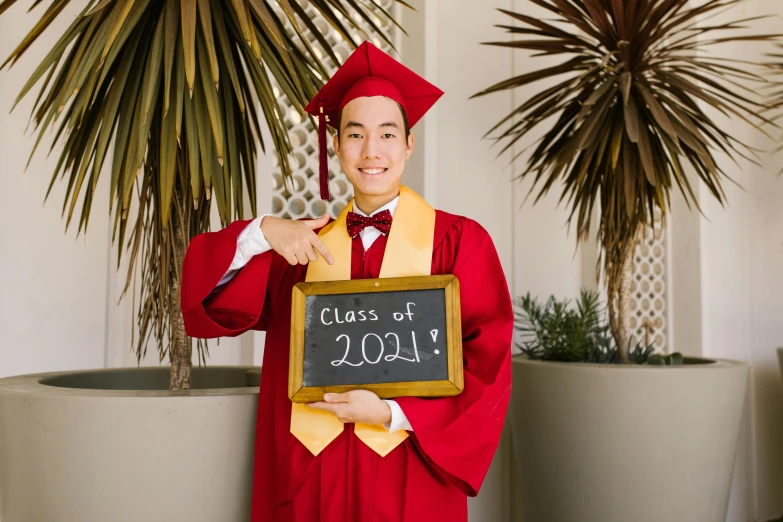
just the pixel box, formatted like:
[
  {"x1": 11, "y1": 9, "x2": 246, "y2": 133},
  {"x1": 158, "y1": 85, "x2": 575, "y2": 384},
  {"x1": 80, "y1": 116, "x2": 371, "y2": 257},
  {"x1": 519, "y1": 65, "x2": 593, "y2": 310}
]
[
  {"x1": 348, "y1": 133, "x2": 362, "y2": 139},
  {"x1": 382, "y1": 133, "x2": 395, "y2": 139}
]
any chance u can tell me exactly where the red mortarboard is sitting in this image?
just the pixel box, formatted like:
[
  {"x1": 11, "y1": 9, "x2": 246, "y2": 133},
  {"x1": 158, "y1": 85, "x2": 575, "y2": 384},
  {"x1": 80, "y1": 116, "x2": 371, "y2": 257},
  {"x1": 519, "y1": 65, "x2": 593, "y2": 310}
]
[{"x1": 303, "y1": 41, "x2": 444, "y2": 200}]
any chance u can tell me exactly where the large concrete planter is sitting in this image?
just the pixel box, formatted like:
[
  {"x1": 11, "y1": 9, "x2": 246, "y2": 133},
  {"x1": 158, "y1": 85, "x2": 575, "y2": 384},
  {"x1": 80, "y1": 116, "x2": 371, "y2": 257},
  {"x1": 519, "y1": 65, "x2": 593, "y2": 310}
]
[
  {"x1": 509, "y1": 355, "x2": 749, "y2": 522},
  {"x1": 0, "y1": 366, "x2": 259, "y2": 522}
]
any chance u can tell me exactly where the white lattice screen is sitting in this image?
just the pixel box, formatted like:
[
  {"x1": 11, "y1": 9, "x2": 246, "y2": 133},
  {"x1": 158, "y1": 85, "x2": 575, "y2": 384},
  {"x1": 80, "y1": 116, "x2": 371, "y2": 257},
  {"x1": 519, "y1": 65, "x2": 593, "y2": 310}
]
[
  {"x1": 627, "y1": 209, "x2": 668, "y2": 353},
  {"x1": 270, "y1": 2, "x2": 399, "y2": 220}
]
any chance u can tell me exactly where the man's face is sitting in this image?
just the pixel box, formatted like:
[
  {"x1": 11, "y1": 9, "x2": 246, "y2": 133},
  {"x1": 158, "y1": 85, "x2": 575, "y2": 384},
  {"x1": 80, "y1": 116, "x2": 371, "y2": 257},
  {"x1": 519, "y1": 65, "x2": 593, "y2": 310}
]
[{"x1": 333, "y1": 96, "x2": 414, "y2": 205}]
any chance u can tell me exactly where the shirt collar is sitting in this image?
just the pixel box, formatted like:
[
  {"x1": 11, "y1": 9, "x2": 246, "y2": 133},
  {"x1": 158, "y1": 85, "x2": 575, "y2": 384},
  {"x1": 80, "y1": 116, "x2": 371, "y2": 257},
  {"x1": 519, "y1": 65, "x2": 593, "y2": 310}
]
[{"x1": 351, "y1": 196, "x2": 399, "y2": 218}]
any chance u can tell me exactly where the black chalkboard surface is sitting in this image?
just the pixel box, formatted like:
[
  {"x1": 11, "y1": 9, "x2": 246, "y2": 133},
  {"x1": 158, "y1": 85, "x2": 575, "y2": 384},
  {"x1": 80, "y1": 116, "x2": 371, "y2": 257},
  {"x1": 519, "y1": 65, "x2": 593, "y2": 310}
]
[{"x1": 289, "y1": 275, "x2": 463, "y2": 402}]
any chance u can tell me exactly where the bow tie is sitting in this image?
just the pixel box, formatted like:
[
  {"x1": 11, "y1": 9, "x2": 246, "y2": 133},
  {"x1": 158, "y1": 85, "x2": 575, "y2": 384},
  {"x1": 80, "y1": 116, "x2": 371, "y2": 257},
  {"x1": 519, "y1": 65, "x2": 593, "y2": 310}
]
[{"x1": 346, "y1": 209, "x2": 393, "y2": 238}]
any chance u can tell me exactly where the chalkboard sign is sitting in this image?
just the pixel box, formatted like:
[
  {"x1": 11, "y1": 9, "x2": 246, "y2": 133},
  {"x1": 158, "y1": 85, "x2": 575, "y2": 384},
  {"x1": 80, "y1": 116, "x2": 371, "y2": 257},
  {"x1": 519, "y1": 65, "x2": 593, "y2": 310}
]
[{"x1": 289, "y1": 275, "x2": 463, "y2": 403}]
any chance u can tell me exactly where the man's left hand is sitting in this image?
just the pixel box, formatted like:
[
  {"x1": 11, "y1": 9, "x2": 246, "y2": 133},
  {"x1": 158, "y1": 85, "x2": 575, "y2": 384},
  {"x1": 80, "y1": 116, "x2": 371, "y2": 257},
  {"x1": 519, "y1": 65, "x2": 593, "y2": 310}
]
[{"x1": 307, "y1": 390, "x2": 392, "y2": 425}]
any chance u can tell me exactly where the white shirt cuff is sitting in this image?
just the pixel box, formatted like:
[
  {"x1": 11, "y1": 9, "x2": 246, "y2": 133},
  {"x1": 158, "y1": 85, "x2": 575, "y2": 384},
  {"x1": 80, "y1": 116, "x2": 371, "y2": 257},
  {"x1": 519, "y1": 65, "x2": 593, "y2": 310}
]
[
  {"x1": 216, "y1": 215, "x2": 272, "y2": 288},
  {"x1": 383, "y1": 399, "x2": 413, "y2": 433},
  {"x1": 231, "y1": 215, "x2": 272, "y2": 269}
]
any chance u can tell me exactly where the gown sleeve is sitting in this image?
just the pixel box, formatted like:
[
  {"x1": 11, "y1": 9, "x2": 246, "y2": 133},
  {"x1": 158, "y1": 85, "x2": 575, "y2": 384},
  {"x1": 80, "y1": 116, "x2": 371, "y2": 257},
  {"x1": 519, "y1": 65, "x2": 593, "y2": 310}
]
[
  {"x1": 181, "y1": 219, "x2": 274, "y2": 338},
  {"x1": 395, "y1": 218, "x2": 513, "y2": 497}
]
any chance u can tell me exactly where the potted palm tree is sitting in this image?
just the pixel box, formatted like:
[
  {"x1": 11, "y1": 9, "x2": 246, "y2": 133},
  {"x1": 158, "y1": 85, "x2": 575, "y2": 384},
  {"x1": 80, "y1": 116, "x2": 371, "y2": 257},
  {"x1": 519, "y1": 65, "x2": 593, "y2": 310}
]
[
  {"x1": 472, "y1": 1, "x2": 779, "y2": 521},
  {"x1": 0, "y1": 0, "x2": 403, "y2": 520}
]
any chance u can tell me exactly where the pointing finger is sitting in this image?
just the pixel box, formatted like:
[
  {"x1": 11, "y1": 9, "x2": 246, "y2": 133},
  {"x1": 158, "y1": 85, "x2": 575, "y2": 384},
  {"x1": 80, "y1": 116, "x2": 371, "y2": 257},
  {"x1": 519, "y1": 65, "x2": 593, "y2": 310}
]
[{"x1": 311, "y1": 235, "x2": 334, "y2": 265}]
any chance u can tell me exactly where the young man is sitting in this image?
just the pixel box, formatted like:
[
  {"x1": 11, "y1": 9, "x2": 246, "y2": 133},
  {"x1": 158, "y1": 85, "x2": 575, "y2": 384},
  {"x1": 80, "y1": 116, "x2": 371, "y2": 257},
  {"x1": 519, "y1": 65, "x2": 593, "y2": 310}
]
[{"x1": 181, "y1": 41, "x2": 512, "y2": 522}]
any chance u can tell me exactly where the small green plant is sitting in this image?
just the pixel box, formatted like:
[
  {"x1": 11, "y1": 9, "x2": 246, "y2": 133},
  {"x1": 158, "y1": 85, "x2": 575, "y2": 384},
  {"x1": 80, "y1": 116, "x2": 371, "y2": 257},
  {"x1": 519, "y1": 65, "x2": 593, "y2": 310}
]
[{"x1": 514, "y1": 289, "x2": 683, "y2": 365}]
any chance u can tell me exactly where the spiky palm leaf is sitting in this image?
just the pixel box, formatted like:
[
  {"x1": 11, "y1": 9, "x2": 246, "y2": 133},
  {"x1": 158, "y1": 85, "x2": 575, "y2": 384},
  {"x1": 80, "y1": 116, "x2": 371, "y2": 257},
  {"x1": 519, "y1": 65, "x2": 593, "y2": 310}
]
[
  {"x1": 767, "y1": 43, "x2": 783, "y2": 157},
  {"x1": 1, "y1": 0, "x2": 407, "y2": 388},
  {"x1": 472, "y1": 0, "x2": 779, "y2": 361}
]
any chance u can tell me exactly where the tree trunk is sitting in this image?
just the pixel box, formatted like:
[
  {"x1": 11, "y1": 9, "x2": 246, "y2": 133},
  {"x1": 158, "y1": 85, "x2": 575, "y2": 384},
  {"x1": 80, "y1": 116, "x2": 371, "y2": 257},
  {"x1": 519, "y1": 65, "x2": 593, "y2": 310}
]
[
  {"x1": 169, "y1": 198, "x2": 192, "y2": 390},
  {"x1": 608, "y1": 235, "x2": 637, "y2": 364}
]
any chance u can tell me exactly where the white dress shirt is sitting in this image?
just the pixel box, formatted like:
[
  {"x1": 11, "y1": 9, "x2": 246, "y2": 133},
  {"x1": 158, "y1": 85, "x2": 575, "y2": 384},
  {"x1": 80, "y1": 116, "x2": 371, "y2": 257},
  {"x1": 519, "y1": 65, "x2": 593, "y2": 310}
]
[{"x1": 215, "y1": 197, "x2": 412, "y2": 433}]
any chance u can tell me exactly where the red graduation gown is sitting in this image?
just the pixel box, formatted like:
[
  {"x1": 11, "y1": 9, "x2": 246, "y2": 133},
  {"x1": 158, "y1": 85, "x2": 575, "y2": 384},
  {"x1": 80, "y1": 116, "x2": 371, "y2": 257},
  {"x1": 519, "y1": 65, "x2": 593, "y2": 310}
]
[{"x1": 181, "y1": 210, "x2": 512, "y2": 522}]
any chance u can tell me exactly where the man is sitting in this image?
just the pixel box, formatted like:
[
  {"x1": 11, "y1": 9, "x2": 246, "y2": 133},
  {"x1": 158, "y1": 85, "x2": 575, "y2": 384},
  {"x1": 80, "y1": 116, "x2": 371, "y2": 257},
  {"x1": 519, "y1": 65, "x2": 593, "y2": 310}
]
[{"x1": 181, "y1": 41, "x2": 512, "y2": 522}]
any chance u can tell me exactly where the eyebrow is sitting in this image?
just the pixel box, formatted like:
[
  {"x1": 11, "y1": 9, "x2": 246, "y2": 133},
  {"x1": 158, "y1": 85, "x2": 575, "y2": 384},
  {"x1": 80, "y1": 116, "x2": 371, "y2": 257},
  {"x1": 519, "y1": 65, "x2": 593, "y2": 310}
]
[{"x1": 344, "y1": 121, "x2": 399, "y2": 130}]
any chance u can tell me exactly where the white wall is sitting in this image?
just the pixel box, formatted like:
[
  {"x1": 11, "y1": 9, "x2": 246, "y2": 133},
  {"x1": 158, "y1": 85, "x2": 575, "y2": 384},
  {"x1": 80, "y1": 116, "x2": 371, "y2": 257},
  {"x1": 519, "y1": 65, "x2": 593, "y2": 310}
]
[
  {"x1": 694, "y1": 111, "x2": 783, "y2": 522},
  {"x1": 674, "y1": 2, "x2": 783, "y2": 520},
  {"x1": 0, "y1": 1, "x2": 111, "y2": 378}
]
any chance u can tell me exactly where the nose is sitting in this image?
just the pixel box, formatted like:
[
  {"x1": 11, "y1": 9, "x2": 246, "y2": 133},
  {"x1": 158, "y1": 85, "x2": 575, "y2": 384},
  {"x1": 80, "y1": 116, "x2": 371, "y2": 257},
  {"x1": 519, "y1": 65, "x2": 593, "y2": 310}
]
[{"x1": 361, "y1": 135, "x2": 382, "y2": 159}]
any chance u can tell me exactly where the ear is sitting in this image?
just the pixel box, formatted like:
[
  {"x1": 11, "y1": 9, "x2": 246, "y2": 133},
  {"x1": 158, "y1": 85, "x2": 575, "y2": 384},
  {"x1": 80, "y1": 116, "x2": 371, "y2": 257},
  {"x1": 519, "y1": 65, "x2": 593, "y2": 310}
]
[
  {"x1": 405, "y1": 131, "x2": 415, "y2": 160},
  {"x1": 333, "y1": 132, "x2": 340, "y2": 157}
]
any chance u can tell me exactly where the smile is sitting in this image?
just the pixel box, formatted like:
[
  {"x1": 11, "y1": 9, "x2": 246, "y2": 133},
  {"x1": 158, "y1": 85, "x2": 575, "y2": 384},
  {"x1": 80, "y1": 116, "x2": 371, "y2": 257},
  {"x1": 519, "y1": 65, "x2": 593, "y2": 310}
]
[{"x1": 358, "y1": 168, "x2": 387, "y2": 175}]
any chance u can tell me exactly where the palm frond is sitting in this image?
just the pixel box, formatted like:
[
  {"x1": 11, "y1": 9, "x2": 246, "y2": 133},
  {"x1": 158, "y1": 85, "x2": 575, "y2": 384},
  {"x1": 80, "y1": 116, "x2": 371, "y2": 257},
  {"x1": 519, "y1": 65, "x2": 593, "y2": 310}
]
[
  {"x1": 766, "y1": 43, "x2": 783, "y2": 158},
  {"x1": 2, "y1": 0, "x2": 406, "y2": 379},
  {"x1": 474, "y1": 0, "x2": 781, "y2": 358}
]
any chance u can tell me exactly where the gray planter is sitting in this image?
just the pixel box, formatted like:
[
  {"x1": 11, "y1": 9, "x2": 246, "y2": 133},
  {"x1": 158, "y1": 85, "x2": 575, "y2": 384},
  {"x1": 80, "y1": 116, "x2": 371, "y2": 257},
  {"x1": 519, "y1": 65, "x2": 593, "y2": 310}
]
[
  {"x1": 509, "y1": 355, "x2": 749, "y2": 522},
  {"x1": 0, "y1": 366, "x2": 259, "y2": 522}
]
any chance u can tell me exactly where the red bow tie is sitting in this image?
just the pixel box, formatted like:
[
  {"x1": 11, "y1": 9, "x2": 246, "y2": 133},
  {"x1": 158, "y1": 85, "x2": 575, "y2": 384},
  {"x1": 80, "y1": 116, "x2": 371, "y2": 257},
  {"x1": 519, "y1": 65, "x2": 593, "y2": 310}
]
[{"x1": 346, "y1": 209, "x2": 393, "y2": 238}]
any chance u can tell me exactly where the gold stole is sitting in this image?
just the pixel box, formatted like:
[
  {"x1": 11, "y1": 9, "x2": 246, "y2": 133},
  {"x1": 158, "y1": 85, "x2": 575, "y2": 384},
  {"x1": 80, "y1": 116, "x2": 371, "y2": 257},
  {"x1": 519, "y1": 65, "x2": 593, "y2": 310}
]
[{"x1": 289, "y1": 186, "x2": 436, "y2": 457}]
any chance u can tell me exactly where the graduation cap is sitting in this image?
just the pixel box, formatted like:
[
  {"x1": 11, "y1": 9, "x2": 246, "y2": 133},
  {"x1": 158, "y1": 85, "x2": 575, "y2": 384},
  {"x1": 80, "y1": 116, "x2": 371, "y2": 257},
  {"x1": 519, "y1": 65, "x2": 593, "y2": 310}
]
[{"x1": 303, "y1": 41, "x2": 444, "y2": 201}]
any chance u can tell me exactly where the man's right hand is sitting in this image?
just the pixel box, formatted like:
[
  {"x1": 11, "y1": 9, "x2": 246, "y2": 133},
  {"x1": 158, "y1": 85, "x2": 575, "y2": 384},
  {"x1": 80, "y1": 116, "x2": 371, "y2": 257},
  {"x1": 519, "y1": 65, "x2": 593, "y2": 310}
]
[{"x1": 260, "y1": 214, "x2": 335, "y2": 266}]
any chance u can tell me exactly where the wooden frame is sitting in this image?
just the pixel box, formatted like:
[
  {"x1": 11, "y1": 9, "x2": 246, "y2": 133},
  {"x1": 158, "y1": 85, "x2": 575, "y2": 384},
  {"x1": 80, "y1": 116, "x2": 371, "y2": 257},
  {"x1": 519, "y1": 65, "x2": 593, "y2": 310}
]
[{"x1": 289, "y1": 274, "x2": 463, "y2": 403}]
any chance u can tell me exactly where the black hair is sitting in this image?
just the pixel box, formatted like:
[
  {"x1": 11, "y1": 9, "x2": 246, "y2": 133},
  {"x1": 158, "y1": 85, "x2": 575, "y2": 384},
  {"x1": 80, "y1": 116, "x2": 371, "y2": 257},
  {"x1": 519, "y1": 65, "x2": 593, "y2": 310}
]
[{"x1": 335, "y1": 99, "x2": 411, "y2": 144}]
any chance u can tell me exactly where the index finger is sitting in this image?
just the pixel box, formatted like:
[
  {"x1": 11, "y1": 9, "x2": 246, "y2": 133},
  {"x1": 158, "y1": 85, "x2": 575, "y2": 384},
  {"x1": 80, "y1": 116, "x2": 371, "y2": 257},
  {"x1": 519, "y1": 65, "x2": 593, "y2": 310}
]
[{"x1": 310, "y1": 234, "x2": 335, "y2": 265}]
